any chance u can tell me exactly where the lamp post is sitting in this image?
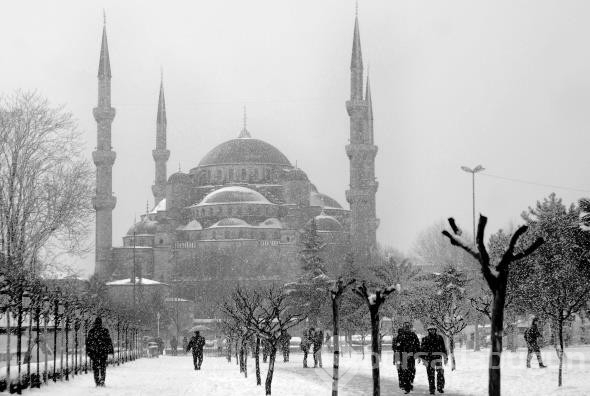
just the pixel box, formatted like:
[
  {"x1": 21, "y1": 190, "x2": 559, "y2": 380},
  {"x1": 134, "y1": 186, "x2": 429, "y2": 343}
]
[
  {"x1": 460, "y1": 165, "x2": 485, "y2": 242},
  {"x1": 461, "y1": 164, "x2": 484, "y2": 352},
  {"x1": 57, "y1": 298, "x2": 65, "y2": 381},
  {"x1": 41, "y1": 295, "x2": 50, "y2": 384},
  {"x1": 0, "y1": 276, "x2": 12, "y2": 392},
  {"x1": 14, "y1": 288, "x2": 31, "y2": 394}
]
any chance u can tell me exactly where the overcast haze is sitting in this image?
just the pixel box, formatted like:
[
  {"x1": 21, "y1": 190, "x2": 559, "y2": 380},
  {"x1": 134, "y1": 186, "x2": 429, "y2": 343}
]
[{"x1": 3, "y1": 1, "x2": 590, "y2": 277}]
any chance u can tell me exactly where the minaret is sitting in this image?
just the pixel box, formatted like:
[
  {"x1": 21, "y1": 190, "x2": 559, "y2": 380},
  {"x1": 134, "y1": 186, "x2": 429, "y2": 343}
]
[
  {"x1": 152, "y1": 71, "x2": 170, "y2": 205},
  {"x1": 345, "y1": 12, "x2": 379, "y2": 266},
  {"x1": 92, "y1": 15, "x2": 117, "y2": 276}
]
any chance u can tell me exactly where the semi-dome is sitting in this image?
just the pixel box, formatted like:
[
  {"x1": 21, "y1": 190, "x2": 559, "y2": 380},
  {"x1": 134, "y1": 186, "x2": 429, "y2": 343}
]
[
  {"x1": 198, "y1": 186, "x2": 271, "y2": 205},
  {"x1": 127, "y1": 218, "x2": 159, "y2": 235},
  {"x1": 310, "y1": 192, "x2": 343, "y2": 209},
  {"x1": 210, "y1": 218, "x2": 251, "y2": 228},
  {"x1": 259, "y1": 218, "x2": 282, "y2": 229},
  {"x1": 168, "y1": 172, "x2": 191, "y2": 184},
  {"x1": 198, "y1": 138, "x2": 291, "y2": 167},
  {"x1": 284, "y1": 168, "x2": 308, "y2": 181},
  {"x1": 310, "y1": 213, "x2": 343, "y2": 232},
  {"x1": 182, "y1": 220, "x2": 203, "y2": 231}
]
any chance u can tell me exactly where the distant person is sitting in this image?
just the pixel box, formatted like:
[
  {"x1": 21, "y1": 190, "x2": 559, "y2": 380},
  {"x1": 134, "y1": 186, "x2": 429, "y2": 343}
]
[
  {"x1": 313, "y1": 329, "x2": 324, "y2": 368},
  {"x1": 170, "y1": 336, "x2": 178, "y2": 356},
  {"x1": 186, "y1": 331, "x2": 206, "y2": 370},
  {"x1": 279, "y1": 330, "x2": 292, "y2": 362},
  {"x1": 155, "y1": 336, "x2": 164, "y2": 355},
  {"x1": 300, "y1": 328, "x2": 314, "y2": 368},
  {"x1": 85, "y1": 316, "x2": 114, "y2": 387},
  {"x1": 394, "y1": 322, "x2": 420, "y2": 394},
  {"x1": 420, "y1": 324, "x2": 447, "y2": 395},
  {"x1": 525, "y1": 317, "x2": 547, "y2": 368},
  {"x1": 182, "y1": 336, "x2": 188, "y2": 356}
]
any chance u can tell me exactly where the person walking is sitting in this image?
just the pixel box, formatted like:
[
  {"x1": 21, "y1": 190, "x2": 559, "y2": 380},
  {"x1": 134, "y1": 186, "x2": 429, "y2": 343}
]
[
  {"x1": 85, "y1": 316, "x2": 114, "y2": 387},
  {"x1": 279, "y1": 330, "x2": 291, "y2": 362},
  {"x1": 300, "y1": 328, "x2": 313, "y2": 368},
  {"x1": 170, "y1": 336, "x2": 178, "y2": 356},
  {"x1": 525, "y1": 317, "x2": 547, "y2": 368},
  {"x1": 313, "y1": 329, "x2": 324, "y2": 368},
  {"x1": 420, "y1": 324, "x2": 448, "y2": 395},
  {"x1": 186, "y1": 331, "x2": 206, "y2": 370},
  {"x1": 182, "y1": 336, "x2": 188, "y2": 356},
  {"x1": 394, "y1": 322, "x2": 420, "y2": 394}
]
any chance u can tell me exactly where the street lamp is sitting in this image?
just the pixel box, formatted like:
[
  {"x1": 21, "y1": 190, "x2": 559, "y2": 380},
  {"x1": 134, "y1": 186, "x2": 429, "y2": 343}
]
[
  {"x1": 0, "y1": 278, "x2": 12, "y2": 392},
  {"x1": 460, "y1": 165, "x2": 485, "y2": 242}
]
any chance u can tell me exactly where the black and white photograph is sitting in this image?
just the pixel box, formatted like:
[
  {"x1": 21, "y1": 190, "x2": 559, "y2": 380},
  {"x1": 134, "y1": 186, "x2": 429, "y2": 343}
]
[{"x1": 1, "y1": 1, "x2": 590, "y2": 395}]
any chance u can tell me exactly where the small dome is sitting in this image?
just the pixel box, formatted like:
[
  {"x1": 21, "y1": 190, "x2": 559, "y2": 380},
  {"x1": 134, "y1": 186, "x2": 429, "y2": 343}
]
[
  {"x1": 310, "y1": 192, "x2": 343, "y2": 209},
  {"x1": 310, "y1": 213, "x2": 343, "y2": 232},
  {"x1": 199, "y1": 138, "x2": 291, "y2": 167},
  {"x1": 127, "y1": 218, "x2": 159, "y2": 235},
  {"x1": 210, "y1": 218, "x2": 251, "y2": 228},
  {"x1": 259, "y1": 218, "x2": 282, "y2": 229},
  {"x1": 198, "y1": 186, "x2": 271, "y2": 205},
  {"x1": 168, "y1": 172, "x2": 191, "y2": 184},
  {"x1": 182, "y1": 220, "x2": 203, "y2": 231},
  {"x1": 284, "y1": 168, "x2": 308, "y2": 182}
]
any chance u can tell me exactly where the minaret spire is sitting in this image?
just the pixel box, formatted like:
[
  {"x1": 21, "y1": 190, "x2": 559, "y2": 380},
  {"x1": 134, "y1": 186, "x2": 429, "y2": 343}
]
[
  {"x1": 152, "y1": 69, "x2": 171, "y2": 205},
  {"x1": 238, "y1": 105, "x2": 251, "y2": 138},
  {"x1": 92, "y1": 16, "x2": 117, "y2": 276},
  {"x1": 350, "y1": 11, "x2": 363, "y2": 101},
  {"x1": 345, "y1": 10, "x2": 378, "y2": 267}
]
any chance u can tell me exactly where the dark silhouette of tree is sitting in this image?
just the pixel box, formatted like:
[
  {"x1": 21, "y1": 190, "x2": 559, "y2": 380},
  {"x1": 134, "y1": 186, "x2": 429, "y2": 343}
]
[{"x1": 442, "y1": 215, "x2": 543, "y2": 396}]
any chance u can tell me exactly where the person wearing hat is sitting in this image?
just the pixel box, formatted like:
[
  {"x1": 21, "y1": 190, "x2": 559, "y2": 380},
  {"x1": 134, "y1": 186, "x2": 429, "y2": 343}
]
[
  {"x1": 420, "y1": 324, "x2": 448, "y2": 394},
  {"x1": 393, "y1": 321, "x2": 420, "y2": 394},
  {"x1": 85, "y1": 316, "x2": 115, "y2": 387},
  {"x1": 186, "y1": 330, "x2": 206, "y2": 370}
]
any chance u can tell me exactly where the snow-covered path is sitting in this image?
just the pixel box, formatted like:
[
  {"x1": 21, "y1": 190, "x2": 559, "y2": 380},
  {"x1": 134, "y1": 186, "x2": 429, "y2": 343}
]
[{"x1": 19, "y1": 346, "x2": 590, "y2": 395}]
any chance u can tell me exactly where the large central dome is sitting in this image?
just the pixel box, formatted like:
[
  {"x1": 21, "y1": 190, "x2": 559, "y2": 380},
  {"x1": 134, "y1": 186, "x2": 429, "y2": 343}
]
[{"x1": 199, "y1": 138, "x2": 291, "y2": 167}]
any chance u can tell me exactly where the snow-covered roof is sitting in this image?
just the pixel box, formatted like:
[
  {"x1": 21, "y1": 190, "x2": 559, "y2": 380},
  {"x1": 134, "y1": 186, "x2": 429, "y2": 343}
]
[
  {"x1": 259, "y1": 218, "x2": 282, "y2": 229},
  {"x1": 151, "y1": 198, "x2": 166, "y2": 213},
  {"x1": 106, "y1": 277, "x2": 168, "y2": 286}
]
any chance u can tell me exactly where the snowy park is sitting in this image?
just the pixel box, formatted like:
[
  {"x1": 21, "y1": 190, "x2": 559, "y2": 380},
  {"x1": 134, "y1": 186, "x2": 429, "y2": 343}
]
[{"x1": 15, "y1": 346, "x2": 590, "y2": 396}]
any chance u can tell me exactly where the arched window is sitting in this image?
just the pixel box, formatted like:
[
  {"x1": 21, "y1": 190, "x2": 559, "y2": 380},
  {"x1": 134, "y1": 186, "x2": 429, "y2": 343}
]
[
  {"x1": 254, "y1": 168, "x2": 259, "y2": 180},
  {"x1": 216, "y1": 169, "x2": 222, "y2": 182},
  {"x1": 229, "y1": 168, "x2": 234, "y2": 180},
  {"x1": 241, "y1": 169, "x2": 247, "y2": 180}
]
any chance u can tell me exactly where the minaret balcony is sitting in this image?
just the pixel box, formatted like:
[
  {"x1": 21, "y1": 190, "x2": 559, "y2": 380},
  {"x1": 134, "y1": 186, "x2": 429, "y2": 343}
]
[
  {"x1": 92, "y1": 194, "x2": 117, "y2": 211},
  {"x1": 92, "y1": 150, "x2": 116, "y2": 166},
  {"x1": 345, "y1": 99, "x2": 368, "y2": 116},
  {"x1": 93, "y1": 107, "x2": 116, "y2": 123},
  {"x1": 345, "y1": 144, "x2": 378, "y2": 159},
  {"x1": 152, "y1": 149, "x2": 171, "y2": 162},
  {"x1": 152, "y1": 184, "x2": 166, "y2": 199}
]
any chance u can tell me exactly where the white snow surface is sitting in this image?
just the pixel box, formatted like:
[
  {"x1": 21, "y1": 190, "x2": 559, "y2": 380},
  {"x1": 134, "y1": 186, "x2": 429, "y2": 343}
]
[{"x1": 19, "y1": 345, "x2": 590, "y2": 395}]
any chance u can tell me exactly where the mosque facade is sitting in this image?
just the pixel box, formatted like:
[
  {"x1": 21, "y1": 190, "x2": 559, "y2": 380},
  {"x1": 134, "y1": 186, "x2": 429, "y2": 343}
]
[{"x1": 92, "y1": 13, "x2": 378, "y2": 315}]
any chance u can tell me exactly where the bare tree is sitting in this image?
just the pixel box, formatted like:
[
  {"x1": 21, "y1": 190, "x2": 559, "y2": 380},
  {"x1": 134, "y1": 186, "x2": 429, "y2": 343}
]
[
  {"x1": 442, "y1": 215, "x2": 543, "y2": 396},
  {"x1": 353, "y1": 282, "x2": 398, "y2": 396},
  {"x1": 222, "y1": 286, "x2": 305, "y2": 396},
  {"x1": 0, "y1": 91, "x2": 93, "y2": 275},
  {"x1": 329, "y1": 277, "x2": 355, "y2": 396}
]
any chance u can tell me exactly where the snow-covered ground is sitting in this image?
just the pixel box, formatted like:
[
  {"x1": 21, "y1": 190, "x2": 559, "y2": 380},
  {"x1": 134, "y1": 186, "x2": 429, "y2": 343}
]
[{"x1": 18, "y1": 346, "x2": 590, "y2": 395}]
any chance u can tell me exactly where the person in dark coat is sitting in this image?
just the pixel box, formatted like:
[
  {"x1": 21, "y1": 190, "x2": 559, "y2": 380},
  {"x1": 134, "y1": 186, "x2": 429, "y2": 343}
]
[
  {"x1": 279, "y1": 330, "x2": 291, "y2": 362},
  {"x1": 186, "y1": 331, "x2": 206, "y2": 370},
  {"x1": 85, "y1": 316, "x2": 114, "y2": 387},
  {"x1": 525, "y1": 317, "x2": 547, "y2": 368},
  {"x1": 394, "y1": 322, "x2": 420, "y2": 394},
  {"x1": 300, "y1": 328, "x2": 313, "y2": 368},
  {"x1": 313, "y1": 329, "x2": 324, "y2": 368},
  {"x1": 420, "y1": 324, "x2": 448, "y2": 395},
  {"x1": 170, "y1": 336, "x2": 178, "y2": 356},
  {"x1": 155, "y1": 336, "x2": 164, "y2": 355}
]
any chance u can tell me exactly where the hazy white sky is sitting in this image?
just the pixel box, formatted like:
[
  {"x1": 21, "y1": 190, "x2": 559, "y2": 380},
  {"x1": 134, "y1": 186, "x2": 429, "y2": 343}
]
[{"x1": 3, "y1": 1, "x2": 590, "y2": 276}]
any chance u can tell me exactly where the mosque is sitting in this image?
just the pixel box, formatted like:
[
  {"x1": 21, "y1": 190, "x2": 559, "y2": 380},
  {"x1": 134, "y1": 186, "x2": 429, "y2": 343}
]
[{"x1": 92, "y1": 12, "x2": 379, "y2": 315}]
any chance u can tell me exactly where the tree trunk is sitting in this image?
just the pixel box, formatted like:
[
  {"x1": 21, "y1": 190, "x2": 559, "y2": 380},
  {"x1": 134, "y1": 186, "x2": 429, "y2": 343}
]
[
  {"x1": 265, "y1": 344, "x2": 277, "y2": 396},
  {"x1": 488, "y1": 289, "x2": 505, "y2": 396},
  {"x1": 558, "y1": 317, "x2": 564, "y2": 387},
  {"x1": 370, "y1": 307, "x2": 381, "y2": 396},
  {"x1": 475, "y1": 321, "x2": 481, "y2": 351},
  {"x1": 332, "y1": 295, "x2": 340, "y2": 396},
  {"x1": 361, "y1": 335, "x2": 365, "y2": 360},
  {"x1": 449, "y1": 336, "x2": 456, "y2": 371},
  {"x1": 255, "y1": 337, "x2": 261, "y2": 386},
  {"x1": 227, "y1": 339, "x2": 232, "y2": 363},
  {"x1": 235, "y1": 340, "x2": 239, "y2": 365}
]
